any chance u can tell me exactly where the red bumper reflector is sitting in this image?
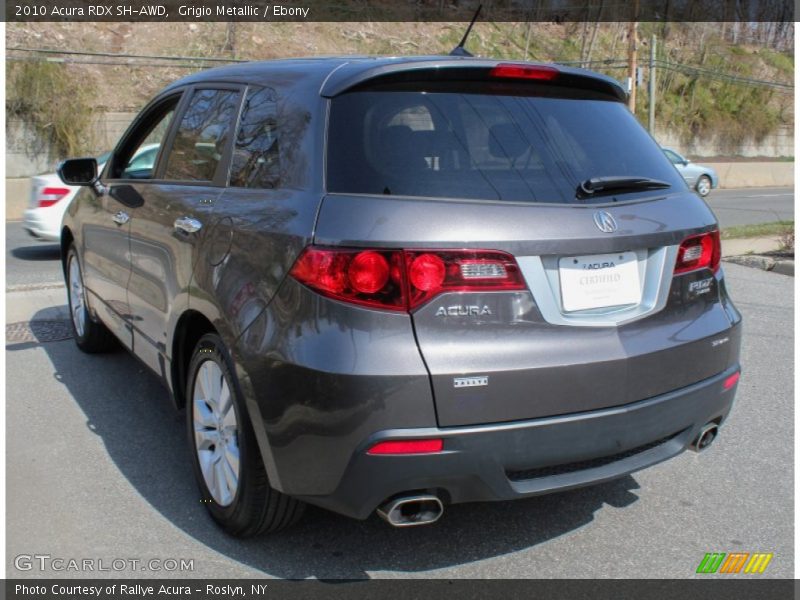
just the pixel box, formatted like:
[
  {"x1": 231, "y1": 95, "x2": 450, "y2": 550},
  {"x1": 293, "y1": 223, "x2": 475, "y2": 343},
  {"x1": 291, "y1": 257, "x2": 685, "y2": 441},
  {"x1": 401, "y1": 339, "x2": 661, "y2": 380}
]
[
  {"x1": 723, "y1": 372, "x2": 740, "y2": 390},
  {"x1": 367, "y1": 439, "x2": 444, "y2": 455}
]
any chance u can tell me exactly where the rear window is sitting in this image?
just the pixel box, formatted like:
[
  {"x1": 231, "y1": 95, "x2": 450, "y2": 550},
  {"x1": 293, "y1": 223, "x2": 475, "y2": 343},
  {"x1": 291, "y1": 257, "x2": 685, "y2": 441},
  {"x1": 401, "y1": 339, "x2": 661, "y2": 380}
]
[{"x1": 326, "y1": 91, "x2": 685, "y2": 203}]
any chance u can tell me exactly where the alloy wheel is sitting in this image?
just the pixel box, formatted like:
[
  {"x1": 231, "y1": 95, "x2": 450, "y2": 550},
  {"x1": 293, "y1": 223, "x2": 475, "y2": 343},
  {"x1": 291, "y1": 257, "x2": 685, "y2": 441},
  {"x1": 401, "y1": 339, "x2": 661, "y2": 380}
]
[
  {"x1": 193, "y1": 360, "x2": 240, "y2": 506},
  {"x1": 68, "y1": 254, "x2": 86, "y2": 338}
]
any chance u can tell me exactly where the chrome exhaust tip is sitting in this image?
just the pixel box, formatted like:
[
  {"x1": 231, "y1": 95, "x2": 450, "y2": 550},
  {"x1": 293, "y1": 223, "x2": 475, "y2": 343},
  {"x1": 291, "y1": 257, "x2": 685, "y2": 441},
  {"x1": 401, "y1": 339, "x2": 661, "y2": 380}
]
[
  {"x1": 377, "y1": 494, "x2": 444, "y2": 527},
  {"x1": 690, "y1": 423, "x2": 719, "y2": 452}
]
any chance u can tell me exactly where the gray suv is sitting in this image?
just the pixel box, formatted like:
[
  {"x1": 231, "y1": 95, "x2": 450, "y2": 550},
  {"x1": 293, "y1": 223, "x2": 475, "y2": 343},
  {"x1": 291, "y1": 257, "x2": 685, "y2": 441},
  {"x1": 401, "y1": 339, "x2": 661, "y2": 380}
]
[{"x1": 58, "y1": 56, "x2": 742, "y2": 536}]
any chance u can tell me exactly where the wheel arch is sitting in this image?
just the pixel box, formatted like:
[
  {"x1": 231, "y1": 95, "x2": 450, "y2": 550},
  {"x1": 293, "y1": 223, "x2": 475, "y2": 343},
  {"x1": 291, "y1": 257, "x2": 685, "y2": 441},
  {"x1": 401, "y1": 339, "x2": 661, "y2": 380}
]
[
  {"x1": 170, "y1": 309, "x2": 218, "y2": 410},
  {"x1": 60, "y1": 226, "x2": 74, "y2": 276}
]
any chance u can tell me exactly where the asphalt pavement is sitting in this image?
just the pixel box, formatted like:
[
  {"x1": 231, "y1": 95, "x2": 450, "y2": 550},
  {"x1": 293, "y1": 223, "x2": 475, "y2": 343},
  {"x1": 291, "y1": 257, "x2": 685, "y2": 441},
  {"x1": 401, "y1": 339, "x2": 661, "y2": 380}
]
[
  {"x1": 705, "y1": 187, "x2": 794, "y2": 227},
  {"x1": 6, "y1": 222, "x2": 63, "y2": 290},
  {"x1": 4, "y1": 265, "x2": 794, "y2": 578}
]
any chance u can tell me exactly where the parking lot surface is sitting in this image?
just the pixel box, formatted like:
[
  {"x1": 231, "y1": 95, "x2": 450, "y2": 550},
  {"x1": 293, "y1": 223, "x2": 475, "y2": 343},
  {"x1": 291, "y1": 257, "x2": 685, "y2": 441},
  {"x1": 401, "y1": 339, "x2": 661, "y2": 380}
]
[{"x1": 5, "y1": 258, "x2": 793, "y2": 578}]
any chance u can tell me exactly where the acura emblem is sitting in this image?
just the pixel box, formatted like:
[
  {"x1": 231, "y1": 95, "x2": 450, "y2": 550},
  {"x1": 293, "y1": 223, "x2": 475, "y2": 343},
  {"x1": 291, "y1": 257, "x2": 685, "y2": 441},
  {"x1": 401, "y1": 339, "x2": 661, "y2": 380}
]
[{"x1": 593, "y1": 210, "x2": 618, "y2": 233}]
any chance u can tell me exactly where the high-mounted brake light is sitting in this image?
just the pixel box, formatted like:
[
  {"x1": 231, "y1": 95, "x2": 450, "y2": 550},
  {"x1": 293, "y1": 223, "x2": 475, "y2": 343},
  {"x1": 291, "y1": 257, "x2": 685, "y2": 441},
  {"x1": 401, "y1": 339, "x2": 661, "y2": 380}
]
[
  {"x1": 367, "y1": 439, "x2": 444, "y2": 455},
  {"x1": 490, "y1": 63, "x2": 560, "y2": 81},
  {"x1": 289, "y1": 247, "x2": 526, "y2": 312},
  {"x1": 37, "y1": 187, "x2": 70, "y2": 208},
  {"x1": 674, "y1": 230, "x2": 721, "y2": 275}
]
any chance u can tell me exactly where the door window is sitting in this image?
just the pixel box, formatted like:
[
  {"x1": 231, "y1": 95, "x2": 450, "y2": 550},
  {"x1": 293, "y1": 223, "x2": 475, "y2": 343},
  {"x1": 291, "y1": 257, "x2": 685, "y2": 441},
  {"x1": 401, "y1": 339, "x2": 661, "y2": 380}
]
[
  {"x1": 109, "y1": 97, "x2": 179, "y2": 180},
  {"x1": 163, "y1": 88, "x2": 241, "y2": 182}
]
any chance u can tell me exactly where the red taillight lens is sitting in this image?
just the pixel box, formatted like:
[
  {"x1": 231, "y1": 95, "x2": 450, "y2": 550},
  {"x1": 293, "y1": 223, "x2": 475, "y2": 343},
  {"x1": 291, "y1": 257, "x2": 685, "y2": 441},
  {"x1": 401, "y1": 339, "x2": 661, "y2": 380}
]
[
  {"x1": 408, "y1": 253, "x2": 446, "y2": 292},
  {"x1": 490, "y1": 63, "x2": 559, "y2": 81},
  {"x1": 289, "y1": 247, "x2": 526, "y2": 312},
  {"x1": 367, "y1": 439, "x2": 443, "y2": 455},
  {"x1": 289, "y1": 248, "x2": 406, "y2": 311},
  {"x1": 38, "y1": 187, "x2": 70, "y2": 208},
  {"x1": 723, "y1": 371, "x2": 740, "y2": 390},
  {"x1": 348, "y1": 251, "x2": 390, "y2": 294},
  {"x1": 674, "y1": 231, "x2": 721, "y2": 275},
  {"x1": 405, "y1": 250, "x2": 526, "y2": 309}
]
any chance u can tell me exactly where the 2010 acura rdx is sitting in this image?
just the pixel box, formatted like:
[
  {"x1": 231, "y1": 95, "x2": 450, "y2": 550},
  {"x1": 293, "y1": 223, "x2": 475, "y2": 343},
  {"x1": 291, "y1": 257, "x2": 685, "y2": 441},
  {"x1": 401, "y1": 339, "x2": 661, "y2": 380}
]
[{"x1": 58, "y1": 56, "x2": 742, "y2": 536}]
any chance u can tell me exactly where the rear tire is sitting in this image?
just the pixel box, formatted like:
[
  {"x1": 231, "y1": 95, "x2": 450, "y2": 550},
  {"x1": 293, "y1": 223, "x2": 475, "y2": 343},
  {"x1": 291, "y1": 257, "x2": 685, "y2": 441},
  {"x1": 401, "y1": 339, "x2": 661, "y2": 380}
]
[
  {"x1": 696, "y1": 175, "x2": 712, "y2": 197},
  {"x1": 187, "y1": 333, "x2": 305, "y2": 537},
  {"x1": 66, "y1": 245, "x2": 117, "y2": 353}
]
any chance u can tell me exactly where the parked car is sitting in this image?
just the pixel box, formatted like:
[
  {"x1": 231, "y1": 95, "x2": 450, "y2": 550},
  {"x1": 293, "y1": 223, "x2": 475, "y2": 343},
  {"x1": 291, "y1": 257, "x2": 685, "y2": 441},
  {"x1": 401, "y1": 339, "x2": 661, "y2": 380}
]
[
  {"x1": 58, "y1": 57, "x2": 742, "y2": 537},
  {"x1": 662, "y1": 147, "x2": 719, "y2": 197},
  {"x1": 24, "y1": 145, "x2": 159, "y2": 242}
]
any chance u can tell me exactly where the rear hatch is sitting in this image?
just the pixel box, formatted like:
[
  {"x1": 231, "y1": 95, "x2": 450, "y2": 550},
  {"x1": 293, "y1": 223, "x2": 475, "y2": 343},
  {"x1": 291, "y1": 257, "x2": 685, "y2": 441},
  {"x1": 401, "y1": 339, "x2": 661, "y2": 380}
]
[{"x1": 318, "y1": 61, "x2": 735, "y2": 427}]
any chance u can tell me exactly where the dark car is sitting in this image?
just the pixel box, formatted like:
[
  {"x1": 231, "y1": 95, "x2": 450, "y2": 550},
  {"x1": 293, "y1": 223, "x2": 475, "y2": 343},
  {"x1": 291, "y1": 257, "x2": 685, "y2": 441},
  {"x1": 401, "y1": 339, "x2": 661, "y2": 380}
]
[{"x1": 58, "y1": 56, "x2": 742, "y2": 536}]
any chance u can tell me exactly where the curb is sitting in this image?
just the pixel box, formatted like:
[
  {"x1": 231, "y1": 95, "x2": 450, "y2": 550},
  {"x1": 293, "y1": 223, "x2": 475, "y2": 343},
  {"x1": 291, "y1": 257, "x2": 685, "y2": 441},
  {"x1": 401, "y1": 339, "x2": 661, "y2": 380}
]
[{"x1": 723, "y1": 255, "x2": 794, "y2": 276}]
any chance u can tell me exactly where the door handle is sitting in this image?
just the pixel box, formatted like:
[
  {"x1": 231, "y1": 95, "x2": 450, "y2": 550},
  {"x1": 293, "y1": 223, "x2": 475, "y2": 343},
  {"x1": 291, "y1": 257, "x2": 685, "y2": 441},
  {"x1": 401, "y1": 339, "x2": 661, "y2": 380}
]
[
  {"x1": 174, "y1": 216, "x2": 203, "y2": 235},
  {"x1": 112, "y1": 211, "x2": 130, "y2": 226}
]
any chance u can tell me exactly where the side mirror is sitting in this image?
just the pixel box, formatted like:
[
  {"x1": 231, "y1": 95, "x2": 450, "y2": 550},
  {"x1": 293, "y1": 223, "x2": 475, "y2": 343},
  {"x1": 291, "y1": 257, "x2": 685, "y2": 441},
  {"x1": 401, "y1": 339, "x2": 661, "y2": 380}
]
[
  {"x1": 57, "y1": 158, "x2": 98, "y2": 186},
  {"x1": 682, "y1": 159, "x2": 691, "y2": 166}
]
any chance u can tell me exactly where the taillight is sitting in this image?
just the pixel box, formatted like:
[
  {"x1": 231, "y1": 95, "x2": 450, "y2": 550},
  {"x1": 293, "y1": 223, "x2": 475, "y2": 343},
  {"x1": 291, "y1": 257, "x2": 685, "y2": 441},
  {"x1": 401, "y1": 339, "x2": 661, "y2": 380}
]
[
  {"x1": 674, "y1": 231, "x2": 721, "y2": 275},
  {"x1": 38, "y1": 187, "x2": 70, "y2": 208},
  {"x1": 288, "y1": 248, "x2": 406, "y2": 311},
  {"x1": 367, "y1": 439, "x2": 443, "y2": 455},
  {"x1": 289, "y1": 247, "x2": 526, "y2": 312},
  {"x1": 405, "y1": 250, "x2": 526, "y2": 309},
  {"x1": 490, "y1": 63, "x2": 559, "y2": 81}
]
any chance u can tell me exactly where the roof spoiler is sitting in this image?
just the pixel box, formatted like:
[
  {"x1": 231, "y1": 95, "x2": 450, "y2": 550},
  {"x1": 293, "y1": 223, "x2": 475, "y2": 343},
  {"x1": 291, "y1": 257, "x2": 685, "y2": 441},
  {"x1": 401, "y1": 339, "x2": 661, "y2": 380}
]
[{"x1": 320, "y1": 60, "x2": 627, "y2": 102}]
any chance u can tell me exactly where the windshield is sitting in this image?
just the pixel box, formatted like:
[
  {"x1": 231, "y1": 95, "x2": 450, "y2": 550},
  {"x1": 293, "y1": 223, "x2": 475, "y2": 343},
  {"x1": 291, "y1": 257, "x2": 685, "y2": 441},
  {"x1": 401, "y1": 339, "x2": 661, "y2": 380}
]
[{"x1": 327, "y1": 91, "x2": 685, "y2": 203}]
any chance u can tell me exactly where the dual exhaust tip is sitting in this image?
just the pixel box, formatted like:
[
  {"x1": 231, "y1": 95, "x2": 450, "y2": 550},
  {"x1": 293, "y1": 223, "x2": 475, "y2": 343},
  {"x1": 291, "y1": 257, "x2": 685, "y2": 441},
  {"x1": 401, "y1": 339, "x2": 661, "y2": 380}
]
[{"x1": 377, "y1": 494, "x2": 443, "y2": 527}]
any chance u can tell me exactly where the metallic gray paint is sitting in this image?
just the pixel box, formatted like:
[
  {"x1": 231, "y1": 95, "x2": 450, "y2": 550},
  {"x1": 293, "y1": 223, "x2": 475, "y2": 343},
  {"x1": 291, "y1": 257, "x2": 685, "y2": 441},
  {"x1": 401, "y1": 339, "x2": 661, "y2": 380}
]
[{"x1": 61, "y1": 55, "x2": 743, "y2": 522}]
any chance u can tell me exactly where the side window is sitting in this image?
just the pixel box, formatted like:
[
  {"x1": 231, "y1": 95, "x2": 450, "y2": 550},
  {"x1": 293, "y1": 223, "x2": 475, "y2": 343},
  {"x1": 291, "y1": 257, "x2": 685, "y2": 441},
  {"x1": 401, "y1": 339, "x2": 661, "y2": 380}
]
[
  {"x1": 163, "y1": 88, "x2": 241, "y2": 182},
  {"x1": 109, "y1": 97, "x2": 178, "y2": 180},
  {"x1": 229, "y1": 87, "x2": 280, "y2": 189}
]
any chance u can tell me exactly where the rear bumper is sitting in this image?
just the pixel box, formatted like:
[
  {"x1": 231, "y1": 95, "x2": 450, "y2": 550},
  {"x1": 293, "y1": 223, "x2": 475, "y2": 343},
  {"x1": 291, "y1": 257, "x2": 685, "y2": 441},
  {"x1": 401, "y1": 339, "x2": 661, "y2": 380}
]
[
  {"x1": 298, "y1": 365, "x2": 740, "y2": 519},
  {"x1": 23, "y1": 209, "x2": 60, "y2": 242}
]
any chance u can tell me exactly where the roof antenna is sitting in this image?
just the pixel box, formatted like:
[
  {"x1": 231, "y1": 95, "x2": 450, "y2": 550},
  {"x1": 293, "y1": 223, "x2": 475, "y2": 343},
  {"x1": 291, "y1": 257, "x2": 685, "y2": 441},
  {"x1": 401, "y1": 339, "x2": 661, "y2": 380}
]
[{"x1": 449, "y1": 4, "x2": 482, "y2": 57}]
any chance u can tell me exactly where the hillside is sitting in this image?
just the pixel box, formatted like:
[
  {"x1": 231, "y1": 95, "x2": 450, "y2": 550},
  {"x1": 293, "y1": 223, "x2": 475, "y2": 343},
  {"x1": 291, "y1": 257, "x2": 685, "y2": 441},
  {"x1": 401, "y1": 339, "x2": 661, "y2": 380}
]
[{"x1": 6, "y1": 21, "x2": 794, "y2": 157}]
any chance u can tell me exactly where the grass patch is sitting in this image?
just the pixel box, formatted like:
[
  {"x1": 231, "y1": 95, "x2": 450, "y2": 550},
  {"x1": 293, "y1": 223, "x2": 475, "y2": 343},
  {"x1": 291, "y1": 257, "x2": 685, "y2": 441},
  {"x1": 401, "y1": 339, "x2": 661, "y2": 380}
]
[
  {"x1": 721, "y1": 220, "x2": 794, "y2": 240},
  {"x1": 7, "y1": 61, "x2": 96, "y2": 158}
]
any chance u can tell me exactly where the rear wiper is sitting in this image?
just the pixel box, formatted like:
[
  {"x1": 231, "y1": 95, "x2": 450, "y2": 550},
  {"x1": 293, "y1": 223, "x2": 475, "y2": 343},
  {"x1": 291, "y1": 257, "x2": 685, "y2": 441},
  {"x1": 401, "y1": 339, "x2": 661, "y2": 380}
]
[{"x1": 576, "y1": 176, "x2": 671, "y2": 199}]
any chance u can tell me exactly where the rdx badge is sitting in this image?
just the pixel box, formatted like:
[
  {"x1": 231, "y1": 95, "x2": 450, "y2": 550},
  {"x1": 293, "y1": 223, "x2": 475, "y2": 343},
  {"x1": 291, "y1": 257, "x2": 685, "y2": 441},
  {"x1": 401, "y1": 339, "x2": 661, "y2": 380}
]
[{"x1": 435, "y1": 305, "x2": 492, "y2": 317}]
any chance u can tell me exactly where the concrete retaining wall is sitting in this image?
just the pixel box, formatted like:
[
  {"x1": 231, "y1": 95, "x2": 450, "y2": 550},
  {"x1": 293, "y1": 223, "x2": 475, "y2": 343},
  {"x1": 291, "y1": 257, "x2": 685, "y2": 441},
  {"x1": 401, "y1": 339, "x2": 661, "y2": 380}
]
[
  {"x1": 7, "y1": 112, "x2": 138, "y2": 178},
  {"x1": 705, "y1": 161, "x2": 794, "y2": 189},
  {"x1": 657, "y1": 126, "x2": 794, "y2": 159},
  {"x1": 7, "y1": 178, "x2": 31, "y2": 222}
]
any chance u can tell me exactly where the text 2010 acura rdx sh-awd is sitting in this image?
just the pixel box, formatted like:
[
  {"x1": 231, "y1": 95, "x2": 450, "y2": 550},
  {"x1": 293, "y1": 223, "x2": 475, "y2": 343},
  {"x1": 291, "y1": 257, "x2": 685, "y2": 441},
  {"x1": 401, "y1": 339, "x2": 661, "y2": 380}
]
[{"x1": 58, "y1": 56, "x2": 742, "y2": 536}]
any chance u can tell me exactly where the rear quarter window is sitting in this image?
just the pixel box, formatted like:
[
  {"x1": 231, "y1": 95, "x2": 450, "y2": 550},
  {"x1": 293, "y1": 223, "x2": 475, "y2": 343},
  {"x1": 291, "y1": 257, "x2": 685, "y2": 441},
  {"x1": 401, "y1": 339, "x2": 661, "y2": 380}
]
[{"x1": 229, "y1": 86, "x2": 281, "y2": 189}]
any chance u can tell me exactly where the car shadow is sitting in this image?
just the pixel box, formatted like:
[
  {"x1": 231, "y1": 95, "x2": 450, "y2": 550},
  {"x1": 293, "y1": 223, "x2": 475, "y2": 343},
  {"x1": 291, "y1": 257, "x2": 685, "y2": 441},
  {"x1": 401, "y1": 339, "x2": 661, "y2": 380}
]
[
  {"x1": 11, "y1": 243, "x2": 61, "y2": 261},
  {"x1": 18, "y1": 309, "x2": 643, "y2": 579}
]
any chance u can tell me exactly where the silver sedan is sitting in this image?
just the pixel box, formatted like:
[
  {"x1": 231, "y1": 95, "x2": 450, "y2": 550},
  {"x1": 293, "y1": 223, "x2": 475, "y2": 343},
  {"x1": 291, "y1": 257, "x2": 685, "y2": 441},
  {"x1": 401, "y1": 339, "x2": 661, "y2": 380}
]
[{"x1": 662, "y1": 147, "x2": 719, "y2": 197}]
